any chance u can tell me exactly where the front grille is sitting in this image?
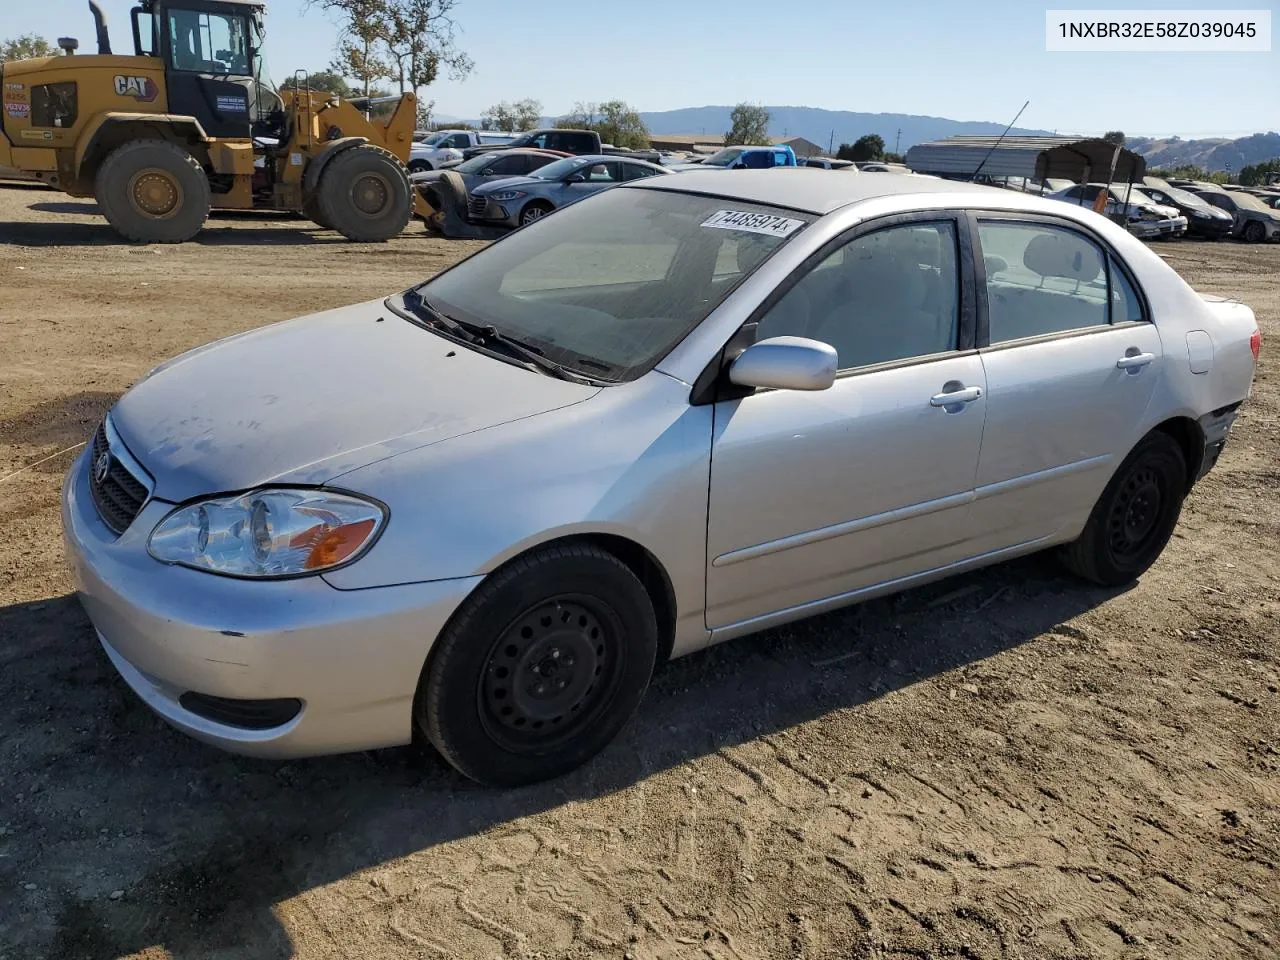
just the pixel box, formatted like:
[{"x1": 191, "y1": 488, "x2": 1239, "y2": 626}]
[
  {"x1": 88, "y1": 422, "x2": 149, "y2": 535},
  {"x1": 178, "y1": 692, "x2": 303, "y2": 730},
  {"x1": 468, "y1": 195, "x2": 487, "y2": 219}
]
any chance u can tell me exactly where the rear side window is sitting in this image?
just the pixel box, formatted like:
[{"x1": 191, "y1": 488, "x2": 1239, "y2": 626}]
[
  {"x1": 978, "y1": 221, "x2": 1143, "y2": 343},
  {"x1": 31, "y1": 82, "x2": 78, "y2": 128}
]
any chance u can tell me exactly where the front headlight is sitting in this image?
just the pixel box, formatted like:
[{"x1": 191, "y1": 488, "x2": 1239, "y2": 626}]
[
  {"x1": 489, "y1": 191, "x2": 527, "y2": 202},
  {"x1": 148, "y1": 489, "x2": 386, "y2": 578}
]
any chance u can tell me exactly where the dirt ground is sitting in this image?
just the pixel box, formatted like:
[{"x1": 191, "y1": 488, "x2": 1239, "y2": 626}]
[{"x1": 0, "y1": 183, "x2": 1277, "y2": 960}]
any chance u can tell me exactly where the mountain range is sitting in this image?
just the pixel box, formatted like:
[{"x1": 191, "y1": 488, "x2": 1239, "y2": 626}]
[{"x1": 437, "y1": 104, "x2": 1277, "y2": 172}]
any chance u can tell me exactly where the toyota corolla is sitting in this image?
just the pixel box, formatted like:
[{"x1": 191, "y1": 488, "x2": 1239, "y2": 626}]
[{"x1": 63, "y1": 171, "x2": 1261, "y2": 786}]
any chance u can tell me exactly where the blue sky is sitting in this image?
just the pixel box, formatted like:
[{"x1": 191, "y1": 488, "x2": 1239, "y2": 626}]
[{"x1": 8, "y1": 0, "x2": 1277, "y2": 137}]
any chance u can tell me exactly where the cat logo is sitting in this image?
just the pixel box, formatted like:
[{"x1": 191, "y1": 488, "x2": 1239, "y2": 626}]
[{"x1": 113, "y1": 75, "x2": 158, "y2": 102}]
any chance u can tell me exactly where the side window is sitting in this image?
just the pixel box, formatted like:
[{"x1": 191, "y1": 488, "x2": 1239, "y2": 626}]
[
  {"x1": 30, "y1": 83, "x2": 78, "y2": 128},
  {"x1": 755, "y1": 221, "x2": 960, "y2": 370},
  {"x1": 774, "y1": 152, "x2": 789, "y2": 166},
  {"x1": 446, "y1": 133, "x2": 471, "y2": 148},
  {"x1": 527, "y1": 133, "x2": 548, "y2": 149},
  {"x1": 977, "y1": 221, "x2": 1109, "y2": 343},
  {"x1": 582, "y1": 162, "x2": 616, "y2": 182},
  {"x1": 742, "y1": 151, "x2": 770, "y2": 169},
  {"x1": 1110, "y1": 257, "x2": 1145, "y2": 324},
  {"x1": 490, "y1": 154, "x2": 527, "y2": 175}
]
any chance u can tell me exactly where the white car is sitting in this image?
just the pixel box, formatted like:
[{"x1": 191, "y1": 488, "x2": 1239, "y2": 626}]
[
  {"x1": 63, "y1": 172, "x2": 1261, "y2": 786},
  {"x1": 1048, "y1": 183, "x2": 1188, "y2": 240}
]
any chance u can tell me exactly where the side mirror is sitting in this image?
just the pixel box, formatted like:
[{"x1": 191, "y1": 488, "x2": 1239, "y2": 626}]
[
  {"x1": 728, "y1": 336, "x2": 837, "y2": 391},
  {"x1": 565, "y1": 173, "x2": 586, "y2": 183}
]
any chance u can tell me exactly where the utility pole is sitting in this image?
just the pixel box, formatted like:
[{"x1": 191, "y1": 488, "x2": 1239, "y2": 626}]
[
  {"x1": 829, "y1": 128, "x2": 835, "y2": 154},
  {"x1": 895, "y1": 128, "x2": 901, "y2": 154}
]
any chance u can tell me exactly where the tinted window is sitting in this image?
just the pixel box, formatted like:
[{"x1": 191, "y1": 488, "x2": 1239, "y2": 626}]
[
  {"x1": 31, "y1": 82, "x2": 77, "y2": 128},
  {"x1": 488, "y1": 154, "x2": 529, "y2": 175},
  {"x1": 978, "y1": 221, "x2": 1109, "y2": 342},
  {"x1": 755, "y1": 221, "x2": 959, "y2": 370},
  {"x1": 445, "y1": 133, "x2": 471, "y2": 148},
  {"x1": 742, "y1": 151, "x2": 771, "y2": 169}
]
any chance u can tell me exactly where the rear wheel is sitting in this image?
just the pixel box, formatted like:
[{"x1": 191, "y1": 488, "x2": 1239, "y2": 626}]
[
  {"x1": 95, "y1": 140, "x2": 211, "y2": 243},
  {"x1": 418, "y1": 543, "x2": 658, "y2": 786},
  {"x1": 408, "y1": 159, "x2": 431, "y2": 174},
  {"x1": 1059, "y1": 431, "x2": 1187, "y2": 586},
  {"x1": 302, "y1": 194, "x2": 333, "y2": 230},
  {"x1": 315, "y1": 145, "x2": 412, "y2": 242},
  {"x1": 1242, "y1": 220, "x2": 1266, "y2": 243},
  {"x1": 519, "y1": 200, "x2": 554, "y2": 226}
]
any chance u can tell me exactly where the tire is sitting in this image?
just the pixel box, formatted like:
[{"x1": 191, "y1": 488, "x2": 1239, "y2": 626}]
[
  {"x1": 1242, "y1": 220, "x2": 1266, "y2": 244},
  {"x1": 436, "y1": 170, "x2": 470, "y2": 217},
  {"x1": 302, "y1": 194, "x2": 333, "y2": 230},
  {"x1": 418, "y1": 543, "x2": 658, "y2": 787},
  {"x1": 94, "y1": 139, "x2": 211, "y2": 243},
  {"x1": 1059, "y1": 431, "x2": 1187, "y2": 586},
  {"x1": 519, "y1": 200, "x2": 554, "y2": 226},
  {"x1": 314, "y1": 144, "x2": 412, "y2": 242},
  {"x1": 408, "y1": 159, "x2": 432, "y2": 174}
]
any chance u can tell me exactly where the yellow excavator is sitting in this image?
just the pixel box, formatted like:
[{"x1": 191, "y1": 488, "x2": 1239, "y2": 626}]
[{"x1": 0, "y1": 0, "x2": 424, "y2": 242}]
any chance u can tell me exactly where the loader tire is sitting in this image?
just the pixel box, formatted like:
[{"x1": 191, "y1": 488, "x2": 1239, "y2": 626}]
[
  {"x1": 315, "y1": 144, "x2": 412, "y2": 242},
  {"x1": 436, "y1": 171, "x2": 471, "y2": 218},
  {"x1": 95, "y1": 140, "x2": 211, "y2": 243},
  {"x1": 303, "y1": 194, "x2": 334, "y2": 230}
]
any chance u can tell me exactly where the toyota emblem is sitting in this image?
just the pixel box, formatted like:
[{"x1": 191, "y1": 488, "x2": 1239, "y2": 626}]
[{"x1": 93, "y1": 451, "x2": 111, "y2": 484}]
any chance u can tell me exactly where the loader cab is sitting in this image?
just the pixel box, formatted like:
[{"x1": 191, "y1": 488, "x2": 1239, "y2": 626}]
[{"x1": 130, "y1": 0, "x2": 272, "y2": 139}]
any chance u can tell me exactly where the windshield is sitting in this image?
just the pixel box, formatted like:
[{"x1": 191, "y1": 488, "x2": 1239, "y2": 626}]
[
  {"x1": 420, "y1": 132, "x2": 450, "y2": 146},
  {"x1": 702, "y1": 148, "x2": 744, "y2": 168},
  {"x1": 408, "y1": 188, "x2": 812, "y2": 380},
  {"x1": 1154, "y1": 185, "x2": 1211, "y2": 209},
  {"x1": 1230, "y1": 192, "x2": 1273, "y2": 213},
  {"x1": 530, "y1": 157, "x2": 589, "y2": 180},
  {"x1": 454, "y1": 153, "x2": 501, "y2": 173}
]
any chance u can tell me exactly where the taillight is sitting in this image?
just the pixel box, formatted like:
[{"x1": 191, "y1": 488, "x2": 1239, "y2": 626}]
[{"x1": 1251, "y1": 329, "x2": 1262, "y2": 359}]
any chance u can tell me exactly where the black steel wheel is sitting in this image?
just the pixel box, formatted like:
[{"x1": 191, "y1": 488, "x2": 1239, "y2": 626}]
[
  {"x1": 417, "y1": 543, "x2": 658, "y2": 786},
  {"x1": 1060, "y1": 431, "x2": 1186, "y2": 586},
  {"x1": 478, "y1": 596, "x2": 623, "y2": 753},
  {"x1": 1242, "y1": 220, "x2": 1267, "y2": 244}
]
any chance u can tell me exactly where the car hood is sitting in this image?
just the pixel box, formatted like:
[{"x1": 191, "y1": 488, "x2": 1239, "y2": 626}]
[
  {"x1": 110, "y1": 298, "x2": 599, "y2": 503},
  {"x1": 471, "y1": 175, "x2": 546, "y2": 195}
]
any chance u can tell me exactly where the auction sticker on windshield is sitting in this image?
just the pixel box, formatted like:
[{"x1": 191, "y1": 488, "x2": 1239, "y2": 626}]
[{"x1": 701, "y1": 210, "x2": 805, "y2": 238}]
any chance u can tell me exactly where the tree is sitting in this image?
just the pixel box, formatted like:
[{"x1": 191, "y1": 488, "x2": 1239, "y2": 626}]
[
  {"x1": 1, "y1": 34, "x2": 58, "y2": 62},
  {"x1": 725, "y1": 103, "x2": 771, "y2": 146},
  {"x1": 308, "y1": 0, "x2": 395, "y2": 98},
  {"x1": 280, "y1": 71, "x2": 353, "y2": 98},
  {"x1": 846, "y1": 134, "x2": 885, "y2": 162},
  {"x1": 883, "y1": 151, "x2": 905, "y2": 163},
  {"x1": 1102, "y1": 130, "x2": 1126, "y2": 146},
  {"x1": 1239, "y1": 158, "x2": 1280, "y2": 186},
  {"x1": 382, "y1": 0, "x2": 473, "y2": 98},
  {"x1": 558, "y1": 100, "x2": 650, "y2": 150},
  {"x1": 480, "y1": 99, "x2": 542, "y2": 132}
]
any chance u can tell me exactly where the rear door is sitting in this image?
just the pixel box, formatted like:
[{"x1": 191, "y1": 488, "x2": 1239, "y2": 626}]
[{"x1": 967, "y1": 215, "x2": 1162, "y2": 554}]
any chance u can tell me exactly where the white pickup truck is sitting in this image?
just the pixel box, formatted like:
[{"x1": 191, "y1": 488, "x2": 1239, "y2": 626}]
[{"x1": 409, "y1": 130, "x2": 516, "y2": 172}]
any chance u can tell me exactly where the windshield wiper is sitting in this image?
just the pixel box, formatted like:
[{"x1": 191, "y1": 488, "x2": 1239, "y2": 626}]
[{"x1": 399, "y1": 290, "x2": 595, "y2": 384}]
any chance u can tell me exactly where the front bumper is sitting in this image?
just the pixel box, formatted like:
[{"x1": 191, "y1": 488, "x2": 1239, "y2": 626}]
[
  {"x1": 62, "y1": 447, "x2": 482, "y2": 758},
  {"x1": 1128, "y1": 216, "x2": 1186, "y2": 239},
  {"x1": 467, "y1": 196, "x2": 520, "y2": 228}
]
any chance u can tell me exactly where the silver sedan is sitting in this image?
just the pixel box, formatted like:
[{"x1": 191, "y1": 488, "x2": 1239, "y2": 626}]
[
  {"x1": 466, "y1": 154, "x2": 670, "y2": 227},
  {"x1": 63, "y1": 171, "x2": 1262, "y2": 786}
]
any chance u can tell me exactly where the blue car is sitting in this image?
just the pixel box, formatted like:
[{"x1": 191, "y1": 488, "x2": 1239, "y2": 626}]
[
  {"x1": 674, "y1": 145, "x2": 799, "y2": 171},
  {"x1": 467, "y1": 154, "x2": 671, "y2": 227}
]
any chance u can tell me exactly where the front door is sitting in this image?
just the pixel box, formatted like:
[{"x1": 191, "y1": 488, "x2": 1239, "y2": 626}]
[
  {"x1": 162, "y1": 6, "x2": 253, "y2": 139},
  {"x1": 705, "y1": 216, "x2": 987, "y2": 631},
  {"x1": 967, "y1": 216, "x2": 1163, "y2": 554}
]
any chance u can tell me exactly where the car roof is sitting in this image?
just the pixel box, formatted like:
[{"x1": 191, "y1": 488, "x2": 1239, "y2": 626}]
[{"x1": 628, "y1": 168, "x2": 1018, "y2": 215}]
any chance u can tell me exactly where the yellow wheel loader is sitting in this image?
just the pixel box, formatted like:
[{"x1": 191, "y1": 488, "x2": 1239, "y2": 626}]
[{"x1": 0, "y1": 0, "x2": 426, "y2": 242}]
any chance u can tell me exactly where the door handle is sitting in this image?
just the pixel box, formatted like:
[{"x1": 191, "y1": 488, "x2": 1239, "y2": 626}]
[
  {"x1": 930, "y1": 385, "x2": 983, "y2": 407},
  {"x1": 1116, "y1": 352, "x2": 1155, "y2": 371}
]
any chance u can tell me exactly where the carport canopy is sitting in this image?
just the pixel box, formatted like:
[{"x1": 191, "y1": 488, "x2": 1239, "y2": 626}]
[{"x1": 904, "y1": 135, "x2": 1146, "y2": 184}]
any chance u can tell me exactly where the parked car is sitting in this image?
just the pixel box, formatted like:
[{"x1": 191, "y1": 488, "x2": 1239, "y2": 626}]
[
  {"x1": 803, "y1": 157, "x2": 858, "y2": 170},
  {"x1": 1138, "y1": 182, "x2": 1234, "y2": 239},
  {"x1": 461, "y1": 128, "x2": 601, "y2": 161},
  {"x1": 466, "y1": 154, "x2": 670, "y2": 227},
  {"x1": 64, "y1": 172, "x2": 1261, "y2": 786},
  {"x1": 1192, "y1": 189, "x2": 1280, "y2": 242},
  {"x1": 409, "y1": 130, "x2": 514, "y2": 173},
  {"x1": 1047, "y1": 183, "x2": 1187, "y2": 239},
  {"x1": 671, "y1": 145, "x2": 799, "y2": 171},
  {"x1": 411, "y1": 149, "x2": 565, "y2": 225}
]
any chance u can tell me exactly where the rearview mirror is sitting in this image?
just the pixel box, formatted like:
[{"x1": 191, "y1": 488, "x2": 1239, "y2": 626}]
[{"x1": 729, "y1": 336, "x2": 837, "y2": 391}]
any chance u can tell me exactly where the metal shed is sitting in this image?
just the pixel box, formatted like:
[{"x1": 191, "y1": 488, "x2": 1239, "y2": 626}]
[{"x1": 904, "y1": 135, "x2": 1146, "y2": 185}]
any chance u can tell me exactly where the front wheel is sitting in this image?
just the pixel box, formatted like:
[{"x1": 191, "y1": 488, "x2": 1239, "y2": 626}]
[
  {"x1": 315, "y1": 144, "x2": 412, "y2": 242},
  {"x1": 519, "y1": 201, "x2": 554, "y2": 226},
  {"x1": 1059, "y1": 431, "x2": 1186, "y2": 586},
  {"x1": 418, "y1": 544, "x2": 658, "y2": 786}
]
